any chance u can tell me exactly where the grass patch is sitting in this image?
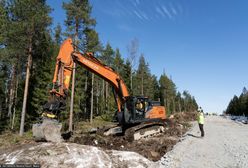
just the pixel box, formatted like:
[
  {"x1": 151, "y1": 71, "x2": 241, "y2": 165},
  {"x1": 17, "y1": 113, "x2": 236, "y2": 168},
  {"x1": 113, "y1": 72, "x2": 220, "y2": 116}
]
[
  {"x1": 0, "y1": 130, "x2": 33, "y2": 149},
  {"x1": 74, "y1": 116, "x2": 115, "y2": 133}
]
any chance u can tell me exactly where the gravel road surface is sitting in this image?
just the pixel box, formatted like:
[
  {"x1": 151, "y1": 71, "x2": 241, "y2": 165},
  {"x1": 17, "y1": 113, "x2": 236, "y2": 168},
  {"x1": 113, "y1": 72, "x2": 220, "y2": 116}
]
[{"x1": 159, "y1": 116, "x2": 248, "y2": 168}]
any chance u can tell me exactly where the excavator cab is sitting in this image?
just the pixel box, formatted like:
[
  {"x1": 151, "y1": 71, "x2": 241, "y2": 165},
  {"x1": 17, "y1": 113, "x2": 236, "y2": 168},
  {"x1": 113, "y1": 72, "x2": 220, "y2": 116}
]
[{"x1": 121, "y1": 96, "x2": 166, "y2": 125}]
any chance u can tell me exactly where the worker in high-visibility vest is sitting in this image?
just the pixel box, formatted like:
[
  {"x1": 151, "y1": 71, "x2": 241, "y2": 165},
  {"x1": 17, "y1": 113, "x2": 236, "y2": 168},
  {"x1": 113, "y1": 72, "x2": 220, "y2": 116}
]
[{"x1": 197, "y1": 109, "x2": 205, "y2": 137}]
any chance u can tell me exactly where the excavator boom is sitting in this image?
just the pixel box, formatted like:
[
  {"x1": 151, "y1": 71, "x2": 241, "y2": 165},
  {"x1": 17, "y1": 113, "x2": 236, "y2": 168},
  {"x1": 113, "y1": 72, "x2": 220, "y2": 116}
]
[{"x1": 46, "y1": 38, "x2": 128, "y2": 114}]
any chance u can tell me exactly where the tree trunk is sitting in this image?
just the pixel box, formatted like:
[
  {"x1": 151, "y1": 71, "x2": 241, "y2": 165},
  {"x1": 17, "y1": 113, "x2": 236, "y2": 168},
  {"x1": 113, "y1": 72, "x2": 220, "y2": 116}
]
[
  {"x1": 11, "y1": 107, "x2": 16, "y2": 130},
  {"x1": 183, "y1": 100, "x2": 186, "y2": 112},
  {"x1": 141, "y1": 74, "x2": 144, "y2": 95},
  {"x1": 96, "y1": 79, "x2": 99, "y2": 115},
  {"x1": 172, "y1": 99, "x2": 175, "y2": 114},
  {"x1": 20, "y1": 44, "x2": 32, "y2": 136},
  {"x1": 102, "y1": 79, "x2": 104, "y2": 100},
  {"x1": 8, "y1": 65, "x2": 16, "y2": 125},
  {"x1": 8, "y1": 86, "x2": 14, "y2": 120},
  {"x1": 11, "y1": 73, "x2": 19, "y2": 130},
  {"x1": 130, "y1": 70, "x2": 133, "y2": 91},
  {"x1": 102, "y1": 79, "x2": 105, "y2": 115},
  {"x1": 106, "y1": 82, "x2": 109, "y2": 97},
  {"x1": 90, "y1": 74, "x2": 94, "y2": 123},
  {"x1": 0, "y1": 103, "x2": 1, "y2": 119},
  {"x1": 4, "y1": 86, "x2": 8, "y2": 119},
  {"x1": 69, "y1": 63, "x2": 76, "y2": 132},
  {"x1": 105, "y1": 82, "x2": 108, "y2": 112},
  {"x1": 84, "y1": 72, "x2": 88, "y2": 117},
  {"x1": 69, "y1": 25, "x2": 79, "y2": 131},
  {"x1": 178, "y1": 101, "x2": 181, "y2": 113}
]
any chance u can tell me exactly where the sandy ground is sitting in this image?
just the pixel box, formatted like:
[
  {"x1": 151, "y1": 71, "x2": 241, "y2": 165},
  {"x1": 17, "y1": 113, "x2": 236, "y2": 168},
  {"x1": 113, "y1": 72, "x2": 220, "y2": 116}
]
[{"x1": 159, "y1": 116, "x2": 248, "y2": 168}]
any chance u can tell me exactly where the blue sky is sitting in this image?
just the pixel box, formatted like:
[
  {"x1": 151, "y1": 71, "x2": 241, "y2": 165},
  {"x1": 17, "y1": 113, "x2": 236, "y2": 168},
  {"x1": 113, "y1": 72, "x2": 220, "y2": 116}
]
[{"x1": 47, "y1": 0, "x2": 248, "y2": 114}]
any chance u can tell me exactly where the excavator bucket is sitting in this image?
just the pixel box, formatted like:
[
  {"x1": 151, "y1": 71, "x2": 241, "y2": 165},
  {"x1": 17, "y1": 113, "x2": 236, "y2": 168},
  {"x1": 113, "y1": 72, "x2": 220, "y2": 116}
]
[{"x1": 32, "y1": 118, "x2": 63, "y2": 143}]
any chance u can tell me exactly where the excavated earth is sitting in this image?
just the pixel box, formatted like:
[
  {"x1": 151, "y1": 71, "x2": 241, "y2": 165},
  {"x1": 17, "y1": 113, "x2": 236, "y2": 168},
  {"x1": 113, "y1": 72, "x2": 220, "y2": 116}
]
[{"x1": 72, "y1": 112, "x2": 197, "y2": 161}]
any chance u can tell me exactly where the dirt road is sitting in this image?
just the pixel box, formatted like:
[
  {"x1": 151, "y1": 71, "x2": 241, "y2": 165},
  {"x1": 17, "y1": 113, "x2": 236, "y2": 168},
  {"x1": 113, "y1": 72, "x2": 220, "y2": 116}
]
[{"x1": 159, "y1": 116, "x2": 248, "y2": 168}]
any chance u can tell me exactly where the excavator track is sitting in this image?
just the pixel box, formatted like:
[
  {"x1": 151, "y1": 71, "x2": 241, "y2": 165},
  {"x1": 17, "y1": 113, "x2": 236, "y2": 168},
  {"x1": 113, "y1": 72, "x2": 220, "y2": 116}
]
[{"x1": 124, "y1": 122, "x2": 167, "y2": 142}]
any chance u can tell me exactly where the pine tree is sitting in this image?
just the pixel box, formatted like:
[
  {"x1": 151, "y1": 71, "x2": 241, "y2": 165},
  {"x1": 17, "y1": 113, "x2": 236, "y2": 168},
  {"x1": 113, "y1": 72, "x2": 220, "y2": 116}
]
[
  {"x1": 133, "y1": 54, "x2": 153, "y2": 98},
  {"x1": 113, "y1": 48, "x2": 124, "y2": 74},
  {"x1": 127, "y1": 38, "x2": 139, "y2": 91},
  {"x1": 101, "y1": 43, "x2": 114, "y2": 66},
  {"x1": 0, "y1": 0, "x2": 51, "y2": 135},
  {"x1": 100, "y1": 43, "x2": 115, "y2": 116},
  {"x1": 175, "y1": 92, "x2": 182, "y2": 113},
  {"x1": 159, "y1": 73, "x2": 176, "y2": 114},
  {"x1": 54, "y1": 23, "x2": 62, "y2": 45},
  {"x1": 0, "y1": 0, "x2": 7, "y2": 45},
  {"x1": 226, "y1": 87, "x2": 248, "y2": 116},
  {"x1": 245, "y1": 96, "x2": 248, "y2": 116},
  {"x1": 28, "y1": 34, "x2": 55, "y2": 123},
  {"x1": 230, "y1": 96, "x2": 238, "y2": 115},
  {"x1": 239, "y1": 87, "x2": 248, "y2": 116},
  {"x1": 122, "y1": 60, "x2": 132, "y2": 94},
  {"x1": 83, "y1": 28, "x2": 101, "y2": 122},
  {"x1": 63, "y1": 0, "x2": 96, "y2": 128},
  {"x1": 151, "y1": 75, "x2": 160, "y2": 101},
  {"x1": 0, "y1": 0, "x2": 9, "y2": 127},
  {"x1": 0, "y1": 64, "x2": 9, "y2": 132}
]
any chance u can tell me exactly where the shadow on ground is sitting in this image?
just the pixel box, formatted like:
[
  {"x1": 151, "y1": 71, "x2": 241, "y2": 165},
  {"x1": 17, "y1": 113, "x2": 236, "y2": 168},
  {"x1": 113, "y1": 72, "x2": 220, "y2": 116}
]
[{"x1": 186, "y1": 133, "x2": 202, "y2": 138}]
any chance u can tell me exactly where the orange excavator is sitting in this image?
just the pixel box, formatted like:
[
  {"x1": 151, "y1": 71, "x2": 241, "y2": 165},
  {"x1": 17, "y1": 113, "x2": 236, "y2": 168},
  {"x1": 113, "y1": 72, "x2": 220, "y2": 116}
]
[{"x1": 32, "y1": 38, "x2": 166, "y2": 142}]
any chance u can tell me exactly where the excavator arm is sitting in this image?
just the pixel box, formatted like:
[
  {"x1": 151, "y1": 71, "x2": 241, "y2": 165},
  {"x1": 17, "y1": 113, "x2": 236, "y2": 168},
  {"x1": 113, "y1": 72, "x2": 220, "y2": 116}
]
[{"x1": 43, "y1": 38, "x2": 129, "y2": 117}]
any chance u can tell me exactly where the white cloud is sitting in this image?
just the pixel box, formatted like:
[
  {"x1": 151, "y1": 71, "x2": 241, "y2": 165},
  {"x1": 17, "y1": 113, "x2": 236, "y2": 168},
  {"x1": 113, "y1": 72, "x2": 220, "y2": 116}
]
[
  {"x1": 170, "y1": 4, "x2": 177, "y2": 15},
  {"x1": 176, "y1": 3, "x2": 183, "y2": 14},
  {"x1": 140, "y1": 11, "x2": 149, "y2": 20},
  {"x1": 99, "y1": 0, "x2": 182, "y2": 22},
  {"x1": 133, "y1": 10, "x2": 143, "y2": 20},
  {"x1": 156, "y1": 6, "x2": 165, "y2": 18},
  {"x1": 131, "y1": 0, "x2": 140, "y2": 7},
  {"x1": 162, "y1": 5, "x2": 172, "y2": 19}
]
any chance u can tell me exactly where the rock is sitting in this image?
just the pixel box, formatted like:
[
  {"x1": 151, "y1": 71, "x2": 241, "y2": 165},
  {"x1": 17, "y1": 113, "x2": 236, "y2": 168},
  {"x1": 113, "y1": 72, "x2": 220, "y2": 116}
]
[
  {"x1": 32, "y1": 119, "x2": 63, "y2": 143},
  {"x1": 94, "y1": 140, "x2": 98, "y2": 145},
  {"x1": 150, "y1": 151, "x2": 160, "y2": 158},
  {"x1": 0, "y1": 143, "x2": 158, "y2": 168}
]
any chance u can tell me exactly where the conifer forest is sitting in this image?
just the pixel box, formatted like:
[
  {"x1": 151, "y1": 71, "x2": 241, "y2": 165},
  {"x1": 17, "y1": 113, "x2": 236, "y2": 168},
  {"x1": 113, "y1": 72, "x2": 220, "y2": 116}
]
[{"x1": 0, "y1": 0, "x2": 198, "y2": 134}]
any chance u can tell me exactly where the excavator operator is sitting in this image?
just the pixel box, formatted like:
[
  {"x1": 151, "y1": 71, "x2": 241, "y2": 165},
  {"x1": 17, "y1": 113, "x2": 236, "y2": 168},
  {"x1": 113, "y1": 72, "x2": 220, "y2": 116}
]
[{"x1": 136, "y1": 100, "x2": 144, "y2": 111}]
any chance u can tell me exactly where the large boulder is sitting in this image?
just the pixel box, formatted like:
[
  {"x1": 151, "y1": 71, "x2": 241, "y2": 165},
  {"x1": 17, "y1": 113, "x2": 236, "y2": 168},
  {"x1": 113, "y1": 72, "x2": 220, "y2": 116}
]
[
  {"x1": 32, "y1": 119, "x2": 63, "y2": 143},
  {"x1": 0, "y1": 143, "x2": 158, "y2": 168}
]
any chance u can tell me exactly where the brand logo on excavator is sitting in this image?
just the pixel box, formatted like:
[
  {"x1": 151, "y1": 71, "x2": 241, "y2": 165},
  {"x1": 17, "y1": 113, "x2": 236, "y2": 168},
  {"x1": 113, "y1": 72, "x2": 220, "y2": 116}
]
[{"x1": 82, "y1": 59, "x2": 99, "y2": 71}]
